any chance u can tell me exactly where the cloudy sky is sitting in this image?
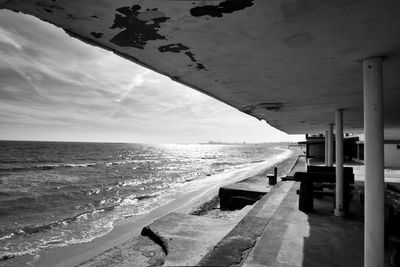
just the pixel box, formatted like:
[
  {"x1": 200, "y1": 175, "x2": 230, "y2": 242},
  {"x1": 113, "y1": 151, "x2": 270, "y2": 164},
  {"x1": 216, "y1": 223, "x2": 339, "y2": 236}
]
[{"x1": 0, "y1": 10, "x2": 303, "y2": 144}]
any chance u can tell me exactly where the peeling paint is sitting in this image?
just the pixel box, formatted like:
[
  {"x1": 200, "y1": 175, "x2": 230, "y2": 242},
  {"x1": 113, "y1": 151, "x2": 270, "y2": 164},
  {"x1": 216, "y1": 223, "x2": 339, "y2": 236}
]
[
  {"x1": 158, "y1": 43, "x2": 206, "y2": 70},
  {"x1": 190, "y1": 0, "x2": 254, "y2": 18},
  {"x1": 158, "y1": 43, "x2": 190, "y2": 53},
  {"x1": 185, "y1": 51, "x2": 206, "y2": 70},
  {"x1": 110, "y1": 5, "x2": 169, "y2": 49},
  {"x1": 90, "y1": 32, "x2": 103, "y2": 39},
  {"x1": 196, "y1": 63, "x2": 206, "y2": 70},
  {"x1": 184, "y1": 51, "x2": 196, "y2": 62},
  {"x1": 262, "y1": 102, "x2": 283, "y2": 111},
  {"x1": 241, "y1": 102, "x2": 283, "y2": 114}
]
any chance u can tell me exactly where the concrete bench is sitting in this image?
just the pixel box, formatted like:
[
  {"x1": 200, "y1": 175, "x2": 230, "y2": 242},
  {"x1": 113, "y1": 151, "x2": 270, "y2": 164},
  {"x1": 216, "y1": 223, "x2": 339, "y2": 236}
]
[{"x1": 294, "y1": 166, "x2": 354, "y2": 213}]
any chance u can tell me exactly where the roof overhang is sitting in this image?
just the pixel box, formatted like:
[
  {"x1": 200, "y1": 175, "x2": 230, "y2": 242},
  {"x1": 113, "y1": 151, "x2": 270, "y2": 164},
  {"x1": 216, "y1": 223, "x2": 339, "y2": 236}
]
[{"x1": 2, "y1": 0, "x2": 400, "y2": 138}]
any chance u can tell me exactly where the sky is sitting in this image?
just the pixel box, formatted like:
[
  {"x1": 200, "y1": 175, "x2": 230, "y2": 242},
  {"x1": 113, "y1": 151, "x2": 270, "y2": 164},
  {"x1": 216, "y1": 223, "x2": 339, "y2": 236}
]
[{"x1": 0, "y1": 10, "x2": 303, "y2": 144}]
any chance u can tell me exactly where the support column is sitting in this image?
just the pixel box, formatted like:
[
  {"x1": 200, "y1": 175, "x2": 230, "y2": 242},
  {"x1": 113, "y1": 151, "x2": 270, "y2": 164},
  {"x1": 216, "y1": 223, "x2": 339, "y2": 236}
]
[
  {"x1": 328, "y1": 123, "x2": 334, "y2": 167},
  {"x1": 363, "y1": 57, "x2": 384, "y2": 267},
  {"x1": 335, "y1": 109, "x2": 344, "y2": 217},
  {"x1": 325, "y1": 130, "x2": 329, "y2": 166}
]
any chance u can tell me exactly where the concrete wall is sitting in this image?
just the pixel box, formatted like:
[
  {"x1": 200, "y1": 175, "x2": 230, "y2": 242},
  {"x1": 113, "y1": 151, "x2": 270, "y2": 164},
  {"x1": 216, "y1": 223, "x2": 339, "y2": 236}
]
[
  {"x1": 307, "y1": 142, "x2": 357, "y2": 160},
  {"x1": 384, "y1": 144, "x2": 400, "y2": 168},
  {"x1": 307, "y1": 143, "x2": 325, "y2": 159}
]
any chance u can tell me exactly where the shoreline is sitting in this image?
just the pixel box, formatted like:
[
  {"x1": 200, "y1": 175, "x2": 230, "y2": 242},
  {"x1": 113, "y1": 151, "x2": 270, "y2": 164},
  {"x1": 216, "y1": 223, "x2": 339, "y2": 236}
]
[{"x1": 4, "y1": 147, "x2": 299, "y2": 267}]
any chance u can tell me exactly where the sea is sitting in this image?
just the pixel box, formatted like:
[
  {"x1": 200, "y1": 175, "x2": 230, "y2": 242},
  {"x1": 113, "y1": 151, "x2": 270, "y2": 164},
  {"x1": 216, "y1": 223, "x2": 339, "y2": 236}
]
[{"x1": 0, "y1": 141, "x2": 291, "y2": 259}]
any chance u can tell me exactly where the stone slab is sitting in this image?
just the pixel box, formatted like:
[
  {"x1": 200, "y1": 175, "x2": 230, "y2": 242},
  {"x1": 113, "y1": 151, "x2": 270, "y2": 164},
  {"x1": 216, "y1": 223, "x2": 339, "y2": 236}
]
[
  {"x1": 142, "y1": 212, "x2": 239, "y2": 266},
  {"x1": 219, "y1": 175, "x2": 274, "y2": 210},
  {"x1": 221, "y1": 180, "x2": 270, "y2": 194}
]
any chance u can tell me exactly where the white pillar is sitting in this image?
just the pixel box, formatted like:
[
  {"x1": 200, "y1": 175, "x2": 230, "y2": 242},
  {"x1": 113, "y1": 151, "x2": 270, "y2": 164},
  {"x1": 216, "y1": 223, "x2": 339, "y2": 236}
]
[
  {"x1": 335, "y1": 109, "x2": 344, "y2": 217},
  {"x1": 325, "y1": 130, "x2": 329, "y2": 166},
  {"x1": 363, "y1": 57, "x2": 384, "y2": 267},
  {"x1": 328, "y1": 123, "x2": 334, "y2": 167}
]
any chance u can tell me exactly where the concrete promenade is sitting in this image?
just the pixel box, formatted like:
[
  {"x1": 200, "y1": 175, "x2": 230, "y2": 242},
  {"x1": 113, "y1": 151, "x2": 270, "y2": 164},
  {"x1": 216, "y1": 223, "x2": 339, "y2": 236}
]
[
  {"x1": 243, "y1": 181, "x2": 364, "y2": 267},
  {"x1": 199, "y1": 179, "x2": 364, "y2": 266},
  {"x1": 199, "y1": 157, "x2": 368, "y2": 266},
  {"x1": 198, "y1": 157, "x2": 400, "y2": 266}
]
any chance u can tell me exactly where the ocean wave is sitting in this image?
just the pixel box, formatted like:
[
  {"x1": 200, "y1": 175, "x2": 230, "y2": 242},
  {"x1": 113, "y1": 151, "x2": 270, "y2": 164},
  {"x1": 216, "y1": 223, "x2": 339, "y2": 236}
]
[
  {"x1": 0, "y1": 162, "x2": 97, "y2": 172},
  {"x1": 135, "y1": 193, "x2": 159, "y2": 201},
  {"x1": 211, "y1": 162, "x2": 235, "y2": 167},
  {"x1": 0, "y1": 191, "x2": 12, "y2": 197},
  {"x1": 63, "y1": 163, "x2": 96, "y2": 168},
  {"x1": 2, "y1": 203, "x2": 120, "y2": 239},
  {"x1": 182, "y1": 177, "x2": 197, "y2": 183},
  {"x1": 0, "y1": 233, "x2": 14, "y2": 241},
  {"x1": 105, "y1": 159, "x2": 160, "y2": 167},
  {"x1": 0, "y1": 190, "x2": 84, "y2": 208},
  {"x1": 0, "y1": 253, "x2": 15, "y2": 261},
  {"x1": 201, "y1": 156, "x2": 217, "y2": 159},
  {"x1": 120, "y1": 192, "x2": 160, "y2": 205},
  {"x1": 120, "y1": 179, "x2": 144, "y2": 187},
  {"x1": 2, "y1": 191, "x2": 162, "y2": 240},
  {"x1": 0, "y1": 142, "x2": 295, "y2": 260},
  {"x1": 0, "y1": 159, "x2": 162, "y2": 172},
  {"x1": 250, "y1": 159, "x2": 265, "y2": 163}
]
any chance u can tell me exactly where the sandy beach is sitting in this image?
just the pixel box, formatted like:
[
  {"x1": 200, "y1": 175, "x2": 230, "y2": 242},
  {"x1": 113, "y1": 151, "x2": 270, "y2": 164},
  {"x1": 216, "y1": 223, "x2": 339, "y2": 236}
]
[{"x1": 2, "y1": 147, "x2": 300, "y2": 267}]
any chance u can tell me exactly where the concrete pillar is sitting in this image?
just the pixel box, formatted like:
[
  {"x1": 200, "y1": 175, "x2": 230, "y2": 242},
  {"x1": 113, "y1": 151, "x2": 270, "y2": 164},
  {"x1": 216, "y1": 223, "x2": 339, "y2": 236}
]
[
  {"x1": 335, "y1": 109, "x2": 345, "y2": 217},
  {"x1": 328, "y1": 124, "x2": 334, "y2": 166},
  {"x1": 325, "y1": 130, "x2": 329, "y2": 166},
  {"x1": 363, "y1": 57, "x2": 384, "y2": 267}
]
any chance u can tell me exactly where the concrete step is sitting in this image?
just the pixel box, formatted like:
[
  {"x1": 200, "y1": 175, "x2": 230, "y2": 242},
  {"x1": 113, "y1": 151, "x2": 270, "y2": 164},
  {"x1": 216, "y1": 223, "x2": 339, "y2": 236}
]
[
  {"x1": 141, "y1": 212, "x2": 244, "y2": 266},
  {"x1": 197, "y1": 181, "x2": 294, "y2": 266}
]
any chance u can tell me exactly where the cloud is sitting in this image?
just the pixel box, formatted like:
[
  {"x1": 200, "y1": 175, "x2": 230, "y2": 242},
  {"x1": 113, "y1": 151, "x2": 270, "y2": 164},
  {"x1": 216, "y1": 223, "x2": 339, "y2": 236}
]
[
  {"x1": 0, "y1": 9, "x2": 303, "y2": 143},
  {"x1": 0, "y1": 27, "x2": 23, "y2": 49}
]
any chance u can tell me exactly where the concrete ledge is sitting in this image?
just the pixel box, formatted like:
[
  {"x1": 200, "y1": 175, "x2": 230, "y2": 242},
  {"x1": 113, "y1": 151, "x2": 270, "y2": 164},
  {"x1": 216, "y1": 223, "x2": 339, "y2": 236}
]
[
  {"x1": 219, "y1": 175, "x2": 271, "y2": 210},
  {"x1": 198, "y1": 181, "x2": 293, "y2": 266},
  {"x1": 282, "y1": 155, "x2": 306, "y2": 181}
]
